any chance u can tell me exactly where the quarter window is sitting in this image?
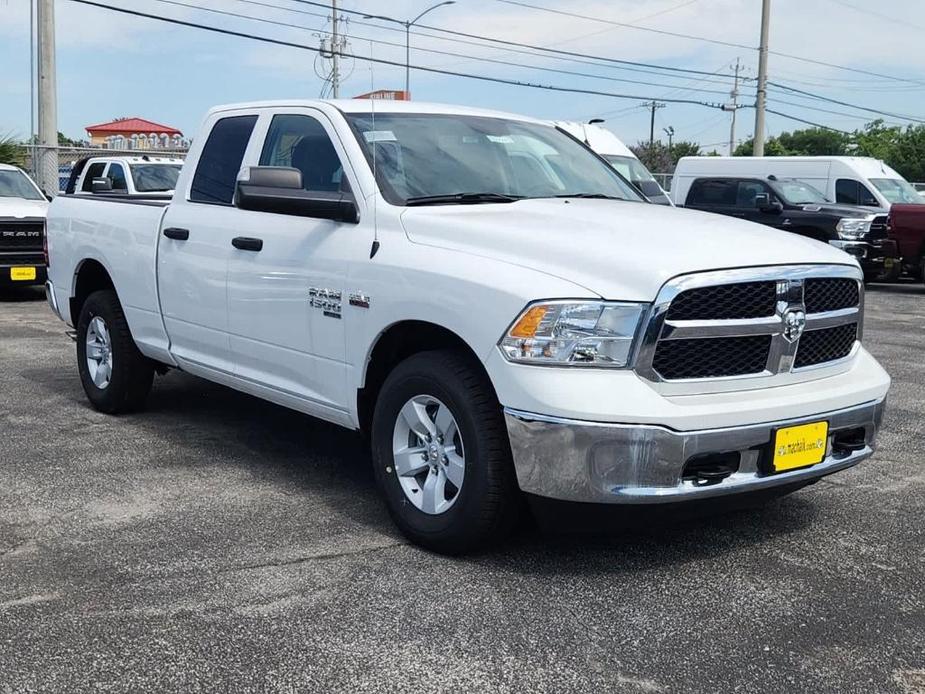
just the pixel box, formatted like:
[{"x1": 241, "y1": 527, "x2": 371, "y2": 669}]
[
  {"x1": 190, "y1": 115, "x2": 258, "y2": 205},
  {"x1": 259, "y1": 114, "x2": 347, "y2": 192}
]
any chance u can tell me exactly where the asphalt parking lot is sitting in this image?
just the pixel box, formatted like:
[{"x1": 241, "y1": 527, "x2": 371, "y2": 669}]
[{"x1": 0, "y1": 283, "x2": 923, "y2": 693}]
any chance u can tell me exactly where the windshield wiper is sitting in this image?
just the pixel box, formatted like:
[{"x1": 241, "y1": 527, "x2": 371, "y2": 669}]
[
  {"x1": 405, "y1": 192, "x2": 523, "y2": 206},
  {"x1": 552, "y1": 193, "x2": 624, "y2": 200}
]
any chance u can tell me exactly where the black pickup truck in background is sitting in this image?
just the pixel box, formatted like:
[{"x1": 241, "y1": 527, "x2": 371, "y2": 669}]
[
  {"x1": 0, "y1": 166, "x2": 50, "y2": 289},
  {"x1": 680, "y1": 175, "x2": 900, "y2": 281}
]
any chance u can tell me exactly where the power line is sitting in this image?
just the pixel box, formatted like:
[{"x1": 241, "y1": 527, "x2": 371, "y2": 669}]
[
  {"x1": 284, "y1": 0, "x2": 740, "y2": 81},
  {"x1": 768, "y1": 82, "x2": 925, "y2": 124},
  {"x1": 494, "y1": 0, "x2": 753, "y2": 50},
  {"x1": 64, "y1": 0, "x2": 727, "y2": 109},
  {"x1": 145, "y1": 0, "x2": 733, "y2": 96},
  {"x1": 763, "y1": 108, "x2": 851, "y2": 133},
  {"x1": 489, "y1": 0, "x2": 925, "y2": 87}
]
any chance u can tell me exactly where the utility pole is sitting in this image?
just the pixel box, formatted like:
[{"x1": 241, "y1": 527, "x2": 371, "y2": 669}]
[
  {"x1": 37, "y1": 0, "x2": 57, "y2": 196},
  {"x1": 29, "y1": 0, "x2": 36, "y2": 179},
  {"x1": 727, "y1": 57, "x2": 741, "y2": 155},
  {"x1": 643, "y1": 101, "x2": 665, "y2": 149},
  {"x1": 753, "y1": 0, "x2": 771, "y2": 156},
  {"x1": 331, "y1": 0, "x2": 340, "y2": 98},
  {"x1": 663, "y1": 126, "x2": 674, "y2": 153}
]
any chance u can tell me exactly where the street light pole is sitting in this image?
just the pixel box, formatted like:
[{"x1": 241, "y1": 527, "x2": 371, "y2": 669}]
[{"x1": 403, "y1": 1, "x2": 455, "y2": 97}]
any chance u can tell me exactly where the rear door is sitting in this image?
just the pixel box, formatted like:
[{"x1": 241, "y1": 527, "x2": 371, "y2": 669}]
[
  {"x1": 158, "y1": 111, "x2": 260, "y2": 374},
  {"x1": 685, "y1": 178, "x2": 739, "y2": 216},
  {"x1": 225, "y1": 108, "x2": 368, "y2": 414}
]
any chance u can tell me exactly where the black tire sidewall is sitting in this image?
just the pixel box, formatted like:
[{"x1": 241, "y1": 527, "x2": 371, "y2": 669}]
[
  {"x1": 76, "y1": 290, "x2": 149, "y2": 413},
  {"x1": 371, "y1": 354, "x2": 507, "y2": 549}
]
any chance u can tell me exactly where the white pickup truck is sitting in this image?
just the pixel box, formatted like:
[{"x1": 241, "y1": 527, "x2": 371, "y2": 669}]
[
  {"x1": 46, "y1": 100, "x2": 890, "y2": 553},
  {"x1": 66, "y1": 156, "x2": 184, "y2": 197}
]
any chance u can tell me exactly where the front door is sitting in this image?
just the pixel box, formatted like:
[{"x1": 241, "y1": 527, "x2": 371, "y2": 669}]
[{"x1": 226, "y1": 109, "x2": 367, "y2": 414}]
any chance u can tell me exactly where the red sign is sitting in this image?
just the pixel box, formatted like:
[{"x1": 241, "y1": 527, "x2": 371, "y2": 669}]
[{"x1": 353, "y1": 90, "x2": 410, "y2": 101}]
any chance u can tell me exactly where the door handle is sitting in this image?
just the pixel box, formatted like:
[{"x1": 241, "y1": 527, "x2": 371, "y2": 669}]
[
  {"x1": 163, "y1": 227, "x2": 189, "y2": 240},
  {"x1": 232, "y1": 236, "x2": 263, "y2": 252}
]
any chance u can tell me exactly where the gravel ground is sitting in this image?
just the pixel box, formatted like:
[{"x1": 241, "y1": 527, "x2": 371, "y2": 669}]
[{"x1": 0, "y1": 282, "x2": 922, "y2": 693}]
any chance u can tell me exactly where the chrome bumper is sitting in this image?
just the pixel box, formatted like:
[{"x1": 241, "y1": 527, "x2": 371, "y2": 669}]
[
  {"x1": 503, "y1": 399, "x2": 886, "y2": 504},
  {"x1": 45, "y1": 280, "x2": 63, "y2": 321}
]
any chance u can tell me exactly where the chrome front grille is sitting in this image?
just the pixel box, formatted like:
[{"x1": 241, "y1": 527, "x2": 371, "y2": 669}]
[{"x1": 635, "y1": 266, "x2": 863, "y2": 387}]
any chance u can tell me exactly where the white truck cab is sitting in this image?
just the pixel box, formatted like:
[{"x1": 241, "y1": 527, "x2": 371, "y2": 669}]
[
  {"x1": 45, "y1": 100, "x2": 890, "y2": 553},
  {"x1": 555, "y1": 121, "x2": 672, "y2": 205},
  {"x1": 70, "y1": 156, "x2": 184, "y2": 196}
]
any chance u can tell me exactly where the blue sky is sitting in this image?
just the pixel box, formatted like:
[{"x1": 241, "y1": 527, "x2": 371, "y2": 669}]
[{"x1": 1, "y1": 0, "x2": 924, "y2": 155}]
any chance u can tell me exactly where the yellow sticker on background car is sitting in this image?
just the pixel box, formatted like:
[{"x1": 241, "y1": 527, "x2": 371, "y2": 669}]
[
  {"x1": 773, "y1": 421, "x2": 828, "y2": 472},
  {"x1": 10, "y1": 267, "x2": 37, "y2": 281}
]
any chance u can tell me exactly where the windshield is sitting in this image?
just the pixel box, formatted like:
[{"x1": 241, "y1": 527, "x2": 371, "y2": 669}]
[
  {"x1": 772, "y1": 179, "x2": 829, "y2": 205},
  {"x1": 0, "y1": 170, "x2": 44, "y2": 201},
  {"x1": 345, "y1": 113, "x2": 643, "y2": 205},
  {"x1": 869, "y1": 177, "x2": 924, "y2": 205},
  {"x1": 130, "y1": 164, "x2": 182, "y2": 193}
]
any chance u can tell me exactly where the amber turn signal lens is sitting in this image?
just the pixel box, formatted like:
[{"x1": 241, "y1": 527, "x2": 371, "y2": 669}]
[{"x1": 510, "y1": 305, "x2": 548, "y2": 338}]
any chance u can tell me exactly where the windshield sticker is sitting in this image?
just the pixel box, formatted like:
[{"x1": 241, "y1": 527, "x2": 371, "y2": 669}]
[{"x1": 364, "y1": 130, "x2": 398, "y2": 143}]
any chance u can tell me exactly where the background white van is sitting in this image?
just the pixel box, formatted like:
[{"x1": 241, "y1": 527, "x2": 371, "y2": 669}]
[
  {"x1": 555, "y1": 121, "x2": 672, "y2": 205},
  {"x1": 672, "y1": 156, "x2": 923, "y2": 210}
]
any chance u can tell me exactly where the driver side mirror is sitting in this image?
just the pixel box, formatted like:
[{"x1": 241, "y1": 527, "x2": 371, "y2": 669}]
[
  {"x1": 754, "y1": 192, "x2": 782, "y2": 213},
  {"x1": 91, "y1": 177, "x2": 112, "y2": 194},
  {"x1": 235, "y1": 166, "x2": 359, "y2": 223}
]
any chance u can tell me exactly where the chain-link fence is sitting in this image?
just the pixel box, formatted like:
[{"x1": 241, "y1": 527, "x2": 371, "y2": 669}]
[
  {"x1": 652, "y1": 173, "x2": 672, "y2": 191},
  {"x1": 17, "y1": 145, "x2": 188, "y2": 193}
]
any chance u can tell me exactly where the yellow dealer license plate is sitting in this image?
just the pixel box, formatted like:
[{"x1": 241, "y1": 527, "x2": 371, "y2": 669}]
[
  {"x1": 10, "y1": 267, "x2": 37, "y2": 281},
  {"x1": 772, "y1": 421, "x2": 828, "y2": 472}
]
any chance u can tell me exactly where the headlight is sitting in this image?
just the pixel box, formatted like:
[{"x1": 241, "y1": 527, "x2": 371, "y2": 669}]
[
  {"x1": 836, "y1": 217, "x2": 873, "y2": 239},
  {"x1": 499, "y1": 301, "x2": 647, "y2": 367}
]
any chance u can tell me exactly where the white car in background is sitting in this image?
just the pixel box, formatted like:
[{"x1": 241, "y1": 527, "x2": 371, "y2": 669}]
[
  {"x1": 68, "y1": 156, "x2": 184, "y2": 196},
  {"x1": 555, "y1": 120, "x2": 673, "y2": 205}
]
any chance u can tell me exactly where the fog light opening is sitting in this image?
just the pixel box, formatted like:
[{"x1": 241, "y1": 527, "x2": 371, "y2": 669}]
[
  {"x1": 682, "y1": 452, "x2": 741, "y2": 486},
  {"x1": 832, "y1": 427, "x2": 867, "y2": 458}
]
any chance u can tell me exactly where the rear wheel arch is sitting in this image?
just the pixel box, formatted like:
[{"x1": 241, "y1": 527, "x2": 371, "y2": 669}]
[{"x1": 70, "y1": 259, "x2": 117, "y2": 325}]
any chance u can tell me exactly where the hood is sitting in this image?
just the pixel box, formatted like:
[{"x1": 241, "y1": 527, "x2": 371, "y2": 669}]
[
  {"x1": 400, "y1": 199, "x2": 857, "y2": 300},
  {"x1": 0, "y1": 197, "x2": 49, "y2": 219},
  {"x1": 798, "y1": 202, "x2": 886, "y2": 218}
]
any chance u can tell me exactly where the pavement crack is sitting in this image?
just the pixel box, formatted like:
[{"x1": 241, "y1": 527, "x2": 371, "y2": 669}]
[{"x1": 219, "y1": 541, "x2": 406, "y2": 573}]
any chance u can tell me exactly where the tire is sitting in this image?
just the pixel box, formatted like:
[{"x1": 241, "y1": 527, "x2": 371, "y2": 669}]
[
  {"x1": 76, "y1": 289, "x2": 154, "y2": 414},
  {"x1": 371, "y1": 350, "x2": 519, "y2": 554}
]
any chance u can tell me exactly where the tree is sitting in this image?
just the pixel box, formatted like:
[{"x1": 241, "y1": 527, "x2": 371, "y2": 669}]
[
  {"x1": 0, "y1": 135, "x2": 23, "y2": 167},
  {"x1": 631, "y1": 140, "x2": 701, "y2": 173}
]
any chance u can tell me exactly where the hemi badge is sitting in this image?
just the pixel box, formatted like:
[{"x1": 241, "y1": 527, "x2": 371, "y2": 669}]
[{"x1": 349, "y1": 292, "x2": 370, "y2": 309}]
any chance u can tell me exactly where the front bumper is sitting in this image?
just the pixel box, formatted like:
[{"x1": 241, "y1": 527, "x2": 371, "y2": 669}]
[
  {"x1": 504, "y1": 399, "x2": 886, "y2": 504},
  {"x1": 829, "y1": 239, "x2": 899, "y2": 276},
  {"x1": 0, "y1": 263, "x2": 47, "y2": 287}
]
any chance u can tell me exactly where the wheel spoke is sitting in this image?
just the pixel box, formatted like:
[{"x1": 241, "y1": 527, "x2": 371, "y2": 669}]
[
  {"x1": 444, "y1": 451, "x2": 465, "y2": 488},
  {"x1": 434, "y1": 403, "x2": 456, "y2": 441},
  {"x1": 420, "y1": 467, "x2": 445, "y2": 515},
  {"x1": 92, "y1": 362, "x2": 109, "y2": 387},
  {"x1": 86, "y1": 342, "x2": 103, "y2": 360},
  {"x1": 399, "y1": 399, "x2": 435, "y2": 441},
  {"x1": 393, "y1": 445, "x2": 429, "y2": 477}
]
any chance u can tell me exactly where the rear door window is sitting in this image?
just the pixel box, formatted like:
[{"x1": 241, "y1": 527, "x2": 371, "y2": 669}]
[
  {"x1": 687, "y1": 178, "x2": 737, "y2": 206},
  {"x1": 190, "y1": 115, "x2": 258, "y2": 204},
  {"x1": 81, "y1": 162, "x2": 106, "y2": 192}
]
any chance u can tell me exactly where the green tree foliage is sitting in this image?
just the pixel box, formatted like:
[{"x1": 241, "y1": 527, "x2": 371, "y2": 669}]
[
  {"x1": 0, "y1": 135, "x2": 23, "y2": 167},
  {"x1": 631, "y1": 140, "x2": 702, "y2": 172}
]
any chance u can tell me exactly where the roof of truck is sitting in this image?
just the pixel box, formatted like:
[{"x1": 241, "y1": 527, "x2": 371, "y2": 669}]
[
  {"x1": 207, "y1": 99, "x2": 548, "y2": 125},
  {"x1": 85, "y1": 156, "x2": 184, "y2": 165}
]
